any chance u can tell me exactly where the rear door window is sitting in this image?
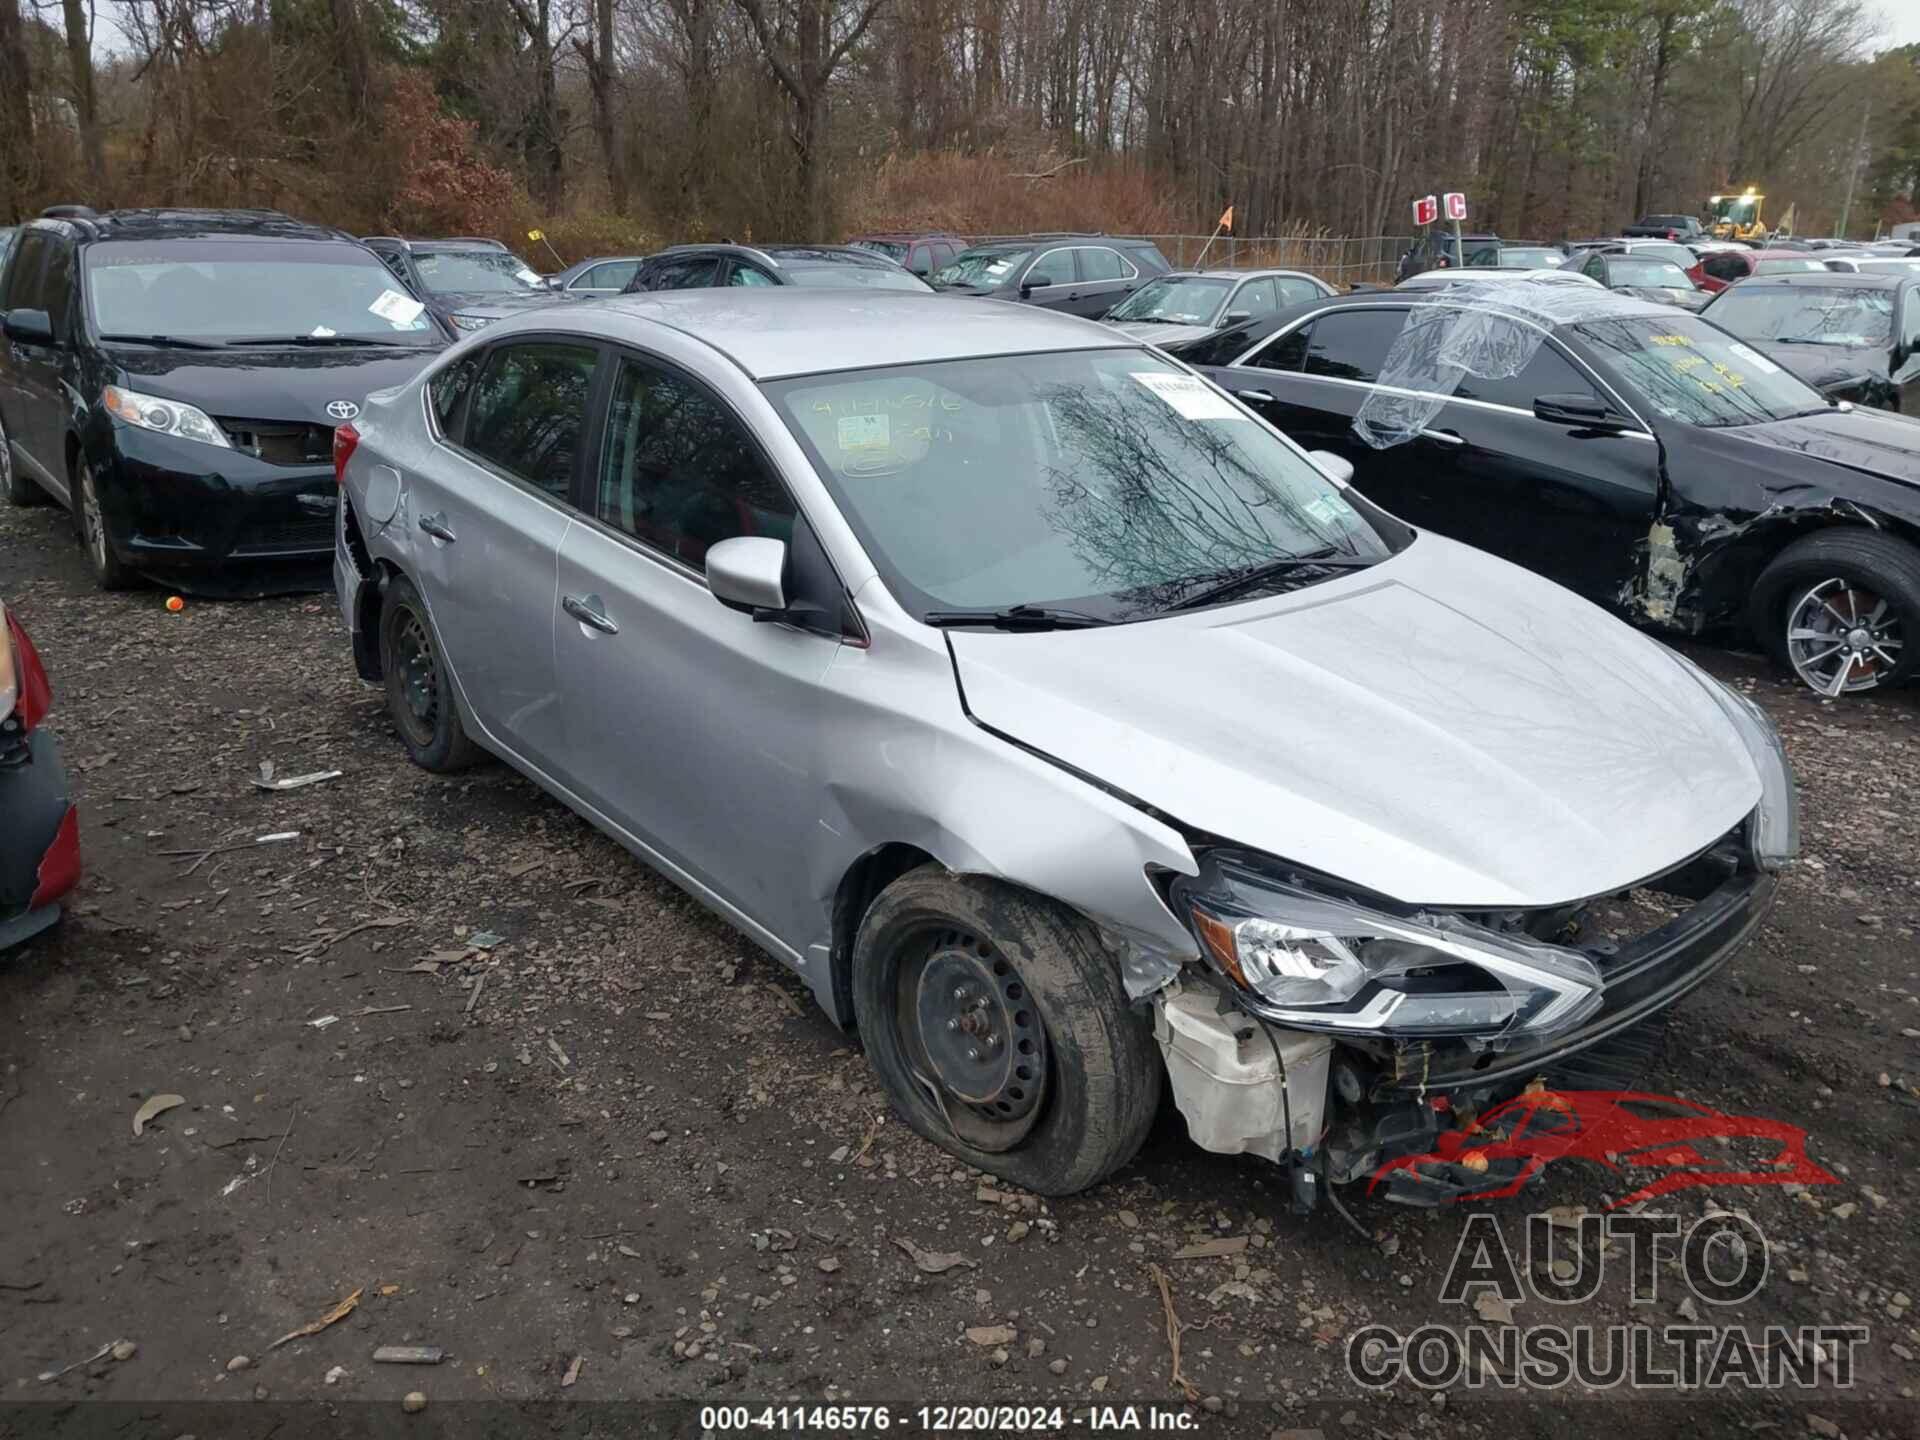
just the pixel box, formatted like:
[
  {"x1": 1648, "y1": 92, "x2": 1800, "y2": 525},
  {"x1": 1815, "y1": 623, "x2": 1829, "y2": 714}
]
[
  {"x1": 1704, "y1": 254, "x2": 1749, "y2": 284},
  {"x1": 1299, "y1": 309, "x2": 1405, "y2": 383},
  {"x1": 1274, "y1": 276, "x2": 1325, "y2": 306},
  {"x1": 1248, "y1": 322, "x2": 1313, "y2": 372},
  {"x1": 1077, "y1": 247, "x2": 1131, "y2": 282},
  {"x1": 462, "y1": 341, "x2": 599, "y2": 502},
  {"x1": 726, "y1": 263, "x2": 778, "y2": 288},
  {"x1": 649, "y1": 256, "x2": 722, "y2": 290}
]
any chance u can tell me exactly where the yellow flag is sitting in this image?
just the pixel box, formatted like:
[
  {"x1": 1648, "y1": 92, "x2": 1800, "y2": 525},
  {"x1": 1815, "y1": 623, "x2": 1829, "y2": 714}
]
[
  {"x1": 528, "y1": 229, "x2": 545, "y2": 242},
  {"x1": 1217, "y1": 206, "x2": 1233, "y2": 232}
]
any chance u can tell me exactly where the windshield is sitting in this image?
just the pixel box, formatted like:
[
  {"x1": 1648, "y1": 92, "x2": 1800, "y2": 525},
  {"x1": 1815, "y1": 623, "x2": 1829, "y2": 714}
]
[
  {"x1": 1107, "y1": 276, "x2": 1233, "y2": 324},
  {"x1": 783, "y1": 263, "x2": 932, "y2": 292},
  {"x1": 1576, "y1": 315, "x2": 1827, "y2": 427},
  {"x1": 84, "y1": 240, "x2": 440, "y2": 344},
  {"x1": 851, "y1": 240, "x2": 908, "y2": 260},
  {"x1": 933, "y1": 249, "x2": 1031, "y2": 287},
  {"x1": 764, "y1": 350, "x2": 1396, "y2": 620},
  {"x1": 1611, "y1": 257, "x2": 1693, "y2": 289},
  {"x1": 1499, "y1": 247, "x2": 1564, "y2": 269},
  {"x1": 412, "y1": 249, "x2": 544, "y2": 294},
  {"x1": 1705, "y1": 286, "x2": 1894, "y2": 347}
]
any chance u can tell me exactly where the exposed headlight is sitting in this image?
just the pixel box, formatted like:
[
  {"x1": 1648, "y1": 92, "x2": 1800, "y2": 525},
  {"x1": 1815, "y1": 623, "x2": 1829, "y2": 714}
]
[
  {"x1": 1172, "y1": 853, "x2": 1603, "y2": 1038},
  {"x1": 1667, "y1": 651, "x2": 1798, "y2": 870},
  {"x1": 449, "y1": 313, "x2": 493, "y2": 332},
  {"x1": 102, "y1": 385, "x2": 229, "y2": 449}
]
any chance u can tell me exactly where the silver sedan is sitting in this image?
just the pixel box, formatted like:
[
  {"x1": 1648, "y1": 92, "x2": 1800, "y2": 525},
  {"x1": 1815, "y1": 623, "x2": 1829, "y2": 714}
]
[{"x1": 332, "y1": 291, "x2": 1795, "y2": 1201}]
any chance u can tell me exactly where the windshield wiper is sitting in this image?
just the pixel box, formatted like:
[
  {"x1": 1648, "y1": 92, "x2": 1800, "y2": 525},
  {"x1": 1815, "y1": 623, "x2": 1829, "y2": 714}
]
[
  {"x1": 1167, "y1": 548, "x2": 1376, "y2": 612},
  {"x1": 96, "y1": 333, "x2": 222, "y2": 350},
  {"x1": 221, "y1": 334, "x2": 410, "y2": 348},
  {"x1": 921, "y1": 603, "x2": 1111, "y2": 631}
]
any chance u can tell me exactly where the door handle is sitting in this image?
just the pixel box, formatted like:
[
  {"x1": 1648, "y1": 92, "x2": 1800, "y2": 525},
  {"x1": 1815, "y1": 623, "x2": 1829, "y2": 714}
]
[
  {"x1": 1236, "y1": 390, "x2": 1277, "y2": 404},
  {"x1": 1420, "y1": 428, "x2": 1465, "y2": 446},
  {"x1": 418, "y1": 512, "x2": 456, "y2": 542},
  {"x1": 562, "y1": 592, "x2": 619, "y2": 635}
]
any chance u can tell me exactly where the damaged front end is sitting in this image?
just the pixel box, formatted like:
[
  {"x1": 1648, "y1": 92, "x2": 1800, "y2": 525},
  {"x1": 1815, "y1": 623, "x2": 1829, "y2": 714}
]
[
  {"x1": 1146, "y1": 667, "x2": 1795, "y2": 1210},
  {"x1": 1152, "y1": 828, "x2": 1779, "y2": 1207}
]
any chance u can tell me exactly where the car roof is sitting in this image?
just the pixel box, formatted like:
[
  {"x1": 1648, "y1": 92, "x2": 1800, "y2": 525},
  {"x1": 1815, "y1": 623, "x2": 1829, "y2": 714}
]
[
  {"x1": 1213, "y1": 284, "x2": 1672, "y2": 353},
  {"x1": 1160, "y1": 267, "x2": 1321, "y2": 281},
  {"x1": 1725, "y1": 270, "x2": 1904, "y2": 289},
  {"x1": 31, "y1": 207, "x2": 352, "y2": 243},
  {"x1": 538, "y1": 289, "x2": 1129, "y2": 380}
]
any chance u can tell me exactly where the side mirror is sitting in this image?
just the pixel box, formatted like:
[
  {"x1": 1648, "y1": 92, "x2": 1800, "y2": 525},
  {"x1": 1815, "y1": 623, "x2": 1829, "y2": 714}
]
[
  {"x1": 1307, "y1": 450, "x2": 1355, "y2": 485},
  {"x1": 2, "y1": 308, "x2": 54, "y2": 344},
  {"x1": 707, "y1": 536, "x2": 787, "y2": 615},
  {"x1": 1223, "y1": 309, "x2": 1252, "y2": 325},
  {"x1": 1022, "y1": 273, "x2": 1054, "y2": 294},
  {"x1": 1534, "y1": 393, "x2": 1621, "y2": 429}
]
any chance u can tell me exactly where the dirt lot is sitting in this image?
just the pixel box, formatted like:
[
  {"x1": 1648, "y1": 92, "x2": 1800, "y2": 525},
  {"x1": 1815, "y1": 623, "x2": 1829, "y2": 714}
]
[{"x1": 2, "y1": 497, "x2": 1918, "y2": 1440}]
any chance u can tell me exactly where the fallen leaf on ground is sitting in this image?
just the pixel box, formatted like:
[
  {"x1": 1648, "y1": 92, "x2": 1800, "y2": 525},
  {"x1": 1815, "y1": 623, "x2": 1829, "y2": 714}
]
[
  {"x1": 269, "y1": 1288, "x2": 363, "y2": 1349},
  {"x1": 1172, "y1": 1236, "x2": 1248, "y2": 1260},
  {"x1": 561, "y1": 1354, "x2": 582, "y2": 1387},
  {"x1": 894, "y1": 1237, "x2": 979, "y2": 1274},
  {"x1": 132, "y1": 1094, "x2": 185, "y2": 1137},
  {"x1": 1473, "y1": 1291, "x2": 1515, "y2": 1325},
  {"x1": 965, "y1": 1325, "x2": 1017, "y2": 1346}
]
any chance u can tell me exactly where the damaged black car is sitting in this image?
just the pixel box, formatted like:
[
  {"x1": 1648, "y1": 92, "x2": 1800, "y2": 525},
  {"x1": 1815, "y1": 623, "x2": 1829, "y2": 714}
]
[
  {"x1": 1699, "y1": 270, "x2": 1920, "y2": 415},
  {"x1": 1172, "y1": 282, "x2": 1920, "y2": 697}
]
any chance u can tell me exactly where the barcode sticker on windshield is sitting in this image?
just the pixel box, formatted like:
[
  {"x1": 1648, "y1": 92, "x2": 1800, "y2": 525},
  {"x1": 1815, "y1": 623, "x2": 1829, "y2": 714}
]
[
  {"x1": 1726, "y1": 341, "x2": 1780, "y2": 376},
  {"x1": 837, "y1": 414, "x2": 891, "y2": 451},
  {"x1": 369, "y1": 290, "x2": 426, "y2": 327},
  {"x1": 1131, "y1": 371, "x2": 1243, "y2": 421}
]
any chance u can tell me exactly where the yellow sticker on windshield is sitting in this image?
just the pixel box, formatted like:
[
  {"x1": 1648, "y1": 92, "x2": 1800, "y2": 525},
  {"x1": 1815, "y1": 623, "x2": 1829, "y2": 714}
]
[
  {"x1": 1649, "y1": 333, "x2": 1694, "y2": 347},
  {"x1": 837, "y1": 414, "x2": 891, "y2": 451}
]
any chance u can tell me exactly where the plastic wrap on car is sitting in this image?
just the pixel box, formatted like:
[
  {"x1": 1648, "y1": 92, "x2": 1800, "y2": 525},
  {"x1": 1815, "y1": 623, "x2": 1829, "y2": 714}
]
[{"x1": 1353, "y1": 281, "x2": 1673, "y2": 449}]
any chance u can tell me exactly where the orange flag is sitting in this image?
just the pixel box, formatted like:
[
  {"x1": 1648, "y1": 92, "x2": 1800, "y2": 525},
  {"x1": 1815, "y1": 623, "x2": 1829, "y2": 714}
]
[{"x1": 1217, "y1": 205, "x2": 1234, "y2": 232}]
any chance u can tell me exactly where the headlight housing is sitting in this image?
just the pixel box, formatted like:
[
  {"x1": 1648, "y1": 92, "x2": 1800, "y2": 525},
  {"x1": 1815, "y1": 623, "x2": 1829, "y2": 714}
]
[
  {"x1": 102, "y1": 385, "x2": 229, "y2": 449},
  {"x1": 1667, "y1": 650, "x2": 1798, "y2": 870},
  {"x1": 449, "y1": 313, "x2": 493, "y2": 332},
  {"x1": 1172, "y1": 852, "x2": 1604, "y2": 1039}
]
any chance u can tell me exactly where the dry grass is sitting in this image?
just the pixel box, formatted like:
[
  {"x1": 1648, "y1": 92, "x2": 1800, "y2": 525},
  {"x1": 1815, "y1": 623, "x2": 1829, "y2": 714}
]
[{"x1": 843, "y1": 150, "x2": 1187, "y2": 238}]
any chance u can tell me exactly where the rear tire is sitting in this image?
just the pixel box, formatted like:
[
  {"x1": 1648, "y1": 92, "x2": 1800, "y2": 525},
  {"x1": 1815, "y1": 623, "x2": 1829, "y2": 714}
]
[
  {"x1": 74, "y1": 463, "x2": 136, "y2": 590},
  {"x1": 379, "y1": 574, "x2": 481, "y2": 772},
  {"x1": 852, "y1": 866, "x2": 1161, "y2": 1196},
  {"x1": 1750, "y1": 530, "x2": 1920, "y2": 696}
]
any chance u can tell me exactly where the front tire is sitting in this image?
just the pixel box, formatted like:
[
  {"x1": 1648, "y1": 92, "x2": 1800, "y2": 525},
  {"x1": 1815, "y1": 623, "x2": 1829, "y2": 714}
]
[
  {"x1": 1750, "y1": 530, "x2": 1920, "y2": 696},
  {"x1": 74, "y1": 463, "x2": 135, "y2": 590},
  {"x1": 379, "y1": 574, "x2": 481, "y2": 772},
  {"x1": 852, "y1": 867, "x2": 1161, "y2": 1196}
]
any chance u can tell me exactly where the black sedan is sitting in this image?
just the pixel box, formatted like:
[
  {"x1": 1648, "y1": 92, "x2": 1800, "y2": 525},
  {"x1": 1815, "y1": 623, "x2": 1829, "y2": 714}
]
[
  {"x1": 1570, "y1": 249, "x2": 1708, "y2": 310},
  {"x1": 1700, "y1": 271, "x2": 1920, "y2": 414},
  {"x1": 1169, "y1": 285, "x2": 1920, "y2": 696}
]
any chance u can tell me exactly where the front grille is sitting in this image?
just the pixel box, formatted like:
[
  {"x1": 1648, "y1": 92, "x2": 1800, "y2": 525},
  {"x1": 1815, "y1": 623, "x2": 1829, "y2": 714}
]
[
  {"x1": 219, "y1": 418, "x2": 335, "y2": 466},
  {"x1": 238, "y1": 515, "x2": 334, "y2": 553}
]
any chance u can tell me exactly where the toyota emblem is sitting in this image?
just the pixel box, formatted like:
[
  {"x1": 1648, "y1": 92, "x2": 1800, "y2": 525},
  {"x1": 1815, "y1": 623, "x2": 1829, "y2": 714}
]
[{"x1": 326, "y1": 400, "x2": 360, "y2": 421}]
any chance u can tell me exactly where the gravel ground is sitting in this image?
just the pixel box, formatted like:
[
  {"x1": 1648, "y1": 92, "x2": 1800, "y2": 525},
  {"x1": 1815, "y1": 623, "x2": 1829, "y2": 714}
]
[{"x1": 1, "y1": 497, "x2": 1917, "y2": 1440}]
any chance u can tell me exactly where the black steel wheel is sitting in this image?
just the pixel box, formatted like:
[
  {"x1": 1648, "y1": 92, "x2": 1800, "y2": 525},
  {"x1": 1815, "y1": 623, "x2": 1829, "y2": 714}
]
[
  {"x1": 379, "y1": 574, "x2": 481, "y2": 772},
  {"x1": 853, "y1": 866, "x2": 1161, "y2": 1196}
]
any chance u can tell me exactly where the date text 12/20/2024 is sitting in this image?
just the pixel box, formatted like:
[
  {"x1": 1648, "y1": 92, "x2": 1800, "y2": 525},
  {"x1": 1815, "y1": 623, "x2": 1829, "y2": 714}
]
[{"x1": 700, "y1": 1405, "x2": 1202, "y2": 1431}]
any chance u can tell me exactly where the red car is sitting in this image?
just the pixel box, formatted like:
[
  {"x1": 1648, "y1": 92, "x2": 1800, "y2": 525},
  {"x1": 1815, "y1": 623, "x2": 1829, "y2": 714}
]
[
  {"x1": 0, "y1": 599, "x2": 79, "y2": 949},
  {"x1": 1370, "y1": 1089, "x2": 1837, "y2": 1208},
  {"x1": 1692, "y1": 247, "x2": 1834, "y2": 293}
]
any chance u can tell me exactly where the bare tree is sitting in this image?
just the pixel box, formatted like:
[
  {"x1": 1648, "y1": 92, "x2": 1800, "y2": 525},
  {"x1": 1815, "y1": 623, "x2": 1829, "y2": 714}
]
[
  {"x1": 0, "y1": 0, "x2": 33, "y2": 219},
  {"x1": 733, "y1": 0, "x2": 886, "y2": 236}
]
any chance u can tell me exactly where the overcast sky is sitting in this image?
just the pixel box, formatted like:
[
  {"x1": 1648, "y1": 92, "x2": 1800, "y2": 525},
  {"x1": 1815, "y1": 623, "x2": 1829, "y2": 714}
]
[{"x1": 1871, "y1": 0, "x2": 1920, "y2": 49}]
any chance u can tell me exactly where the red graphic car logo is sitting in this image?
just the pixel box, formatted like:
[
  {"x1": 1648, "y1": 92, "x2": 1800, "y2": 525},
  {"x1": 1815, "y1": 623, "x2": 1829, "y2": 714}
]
[{"x1": 1369, "y1": 1090, "x2": 1838, "y2": 1209}]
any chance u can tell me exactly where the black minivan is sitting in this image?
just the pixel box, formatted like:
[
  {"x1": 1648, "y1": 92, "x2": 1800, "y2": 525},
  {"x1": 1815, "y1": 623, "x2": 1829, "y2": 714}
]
[{"x1": 0, "y1": 207, "x2": 450, "y2": 591}]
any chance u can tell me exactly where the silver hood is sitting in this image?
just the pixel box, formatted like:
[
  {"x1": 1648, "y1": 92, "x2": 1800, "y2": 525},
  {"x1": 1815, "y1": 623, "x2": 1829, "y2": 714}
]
[
  {"x1": 1107, "y1": 319, "x2": 1219, "y2": 348},
  {"x1": 948, "y1": 535, "x2": 1760, "y2": 908}
]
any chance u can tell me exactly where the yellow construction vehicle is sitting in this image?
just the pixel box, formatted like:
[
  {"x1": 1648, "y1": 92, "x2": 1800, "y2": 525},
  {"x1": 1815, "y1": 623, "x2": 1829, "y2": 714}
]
[{"x1": 1706, "y1": 188, "x2": 1775, "y2": 241}]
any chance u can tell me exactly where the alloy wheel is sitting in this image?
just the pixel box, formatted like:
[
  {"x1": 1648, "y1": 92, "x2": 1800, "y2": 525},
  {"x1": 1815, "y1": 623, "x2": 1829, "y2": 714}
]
[
  {"x1": 79, "y1": 469, "x2": 109, "y2": 572},
  {"x1": 1785, "y1": 577, "x2": 1903, "y2": 696},
  {"x1": 894, "y1": 925, "x2": 1051, "y2": 1154},
  {"x1": 390, "y1": 608, "x2": 441, "y2": 746}
]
